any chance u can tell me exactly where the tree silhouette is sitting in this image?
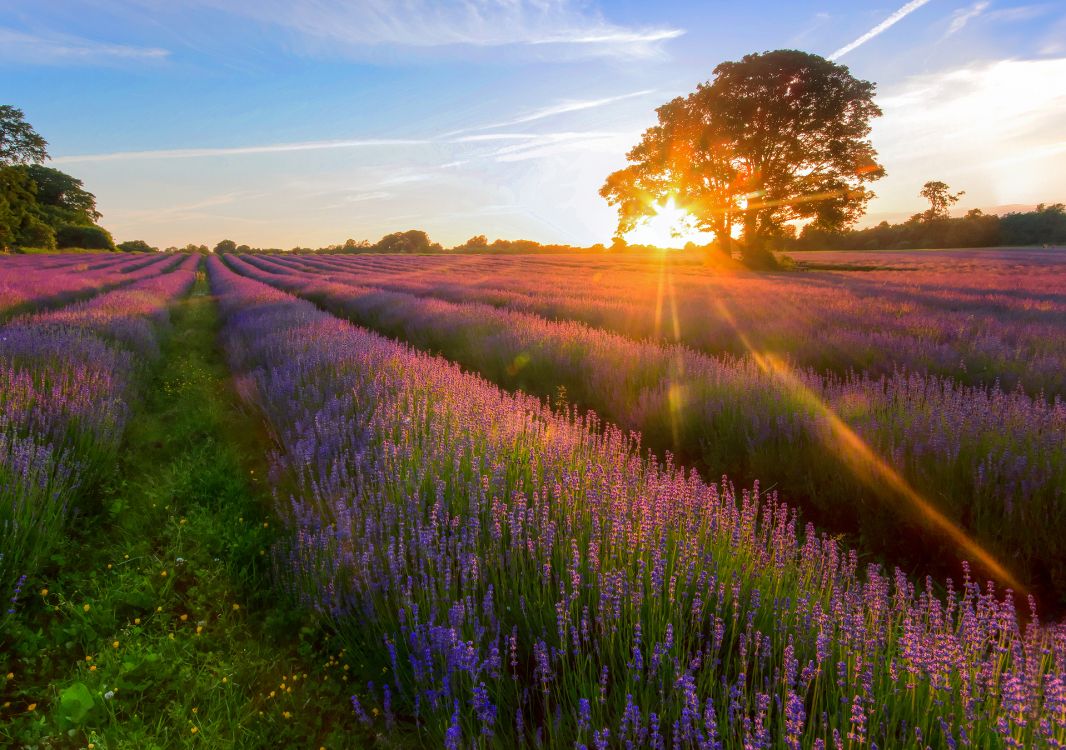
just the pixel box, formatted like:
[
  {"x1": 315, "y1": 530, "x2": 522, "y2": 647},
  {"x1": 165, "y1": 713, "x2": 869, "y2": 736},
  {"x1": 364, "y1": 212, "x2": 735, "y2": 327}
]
[
  {"x1": 601, "y1": 50, "x2": 884, "y2": 267},
  {"x1": 920, "y1": 180, "x2": 965, "y2": 220}
]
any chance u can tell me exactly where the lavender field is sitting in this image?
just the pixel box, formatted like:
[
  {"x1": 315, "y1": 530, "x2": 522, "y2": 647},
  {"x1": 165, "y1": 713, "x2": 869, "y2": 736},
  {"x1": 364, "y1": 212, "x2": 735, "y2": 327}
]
[
  {"x1": 3, "y1": 249, "x2": 1066, "y2": 748},
  {"x1": 8, "y1": 249, "x2": 1066, "y2": 745},
  {"x1": 7, "y1": 0, "x2": 1066, "y2": 741}
]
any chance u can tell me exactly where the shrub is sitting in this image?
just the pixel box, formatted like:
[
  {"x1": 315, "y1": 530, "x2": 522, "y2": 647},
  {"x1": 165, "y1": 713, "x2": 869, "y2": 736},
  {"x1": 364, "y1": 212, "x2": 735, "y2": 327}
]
[{"x1": 56, "y1": 223, "x2": 115, "y2": 251}]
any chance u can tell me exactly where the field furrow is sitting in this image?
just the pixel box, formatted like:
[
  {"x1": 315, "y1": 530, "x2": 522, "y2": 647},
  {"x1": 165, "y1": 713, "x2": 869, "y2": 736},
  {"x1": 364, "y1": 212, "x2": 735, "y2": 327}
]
[
  {"x1": 206, "y1": 253, "x2": 1065, "y2": 749},
  {"x1": 222, "y1": 252, "x2": 1066, "y2": 610},
  {"x1": 0, "y1": 255, "x2": 198, "y2": 616}
]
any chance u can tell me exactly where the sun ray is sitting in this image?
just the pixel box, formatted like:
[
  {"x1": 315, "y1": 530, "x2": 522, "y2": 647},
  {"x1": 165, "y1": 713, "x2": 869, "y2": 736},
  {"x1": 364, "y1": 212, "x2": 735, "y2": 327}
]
[{"x1": 708, "y1": 296, "x2": 1026, "y2": 594}]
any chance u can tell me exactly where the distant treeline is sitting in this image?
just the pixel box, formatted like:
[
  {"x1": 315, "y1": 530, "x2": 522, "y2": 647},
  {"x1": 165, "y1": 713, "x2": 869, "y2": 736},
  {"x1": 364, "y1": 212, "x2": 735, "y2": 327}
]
[
  {"x1": 788, "y1": 203, "x2": 1066, "y2": 251},
  {"x1": 201, "y1": 206, "x2": 1066, "y2": 258},
  {"x1": 199, "y1": 231, "x2": 618, "y2": 256}
]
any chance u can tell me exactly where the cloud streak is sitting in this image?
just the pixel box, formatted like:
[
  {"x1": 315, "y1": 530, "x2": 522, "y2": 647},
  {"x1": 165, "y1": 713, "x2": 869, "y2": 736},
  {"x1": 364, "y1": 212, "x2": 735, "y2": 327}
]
[
  {"x1": 51, "y1": 138, "x2": 429, "y2": 164},
  {"x1": 445, "y1": 89, "x2": 657, "y2": 137},
  {"x1": 187, "y1": 0, "x2": 682, "y2": 59},
  {"x1": 869, "y1": 56, "x2": 1066, "y2": 210},
  {"x1": 53, "y1": 88, "x2": 656, "y2": 164},
  {"x1": 0, "y1": 27, "x2": 169, "y2": 64},
  {"x1": 946, "y1": 1, "x2": 990, "y2": 36},
  {"x1": 829, "y1": 0, "x2": 934, "y2": 60}
]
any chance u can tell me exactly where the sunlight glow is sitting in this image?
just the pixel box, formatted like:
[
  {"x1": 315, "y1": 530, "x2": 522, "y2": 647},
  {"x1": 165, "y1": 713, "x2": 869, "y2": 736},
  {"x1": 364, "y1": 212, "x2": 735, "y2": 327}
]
[
  {"x1": 624, "y1": 197, "x2": 715, "y2": 249},
  {"x1": 707, "y1": 297, "x2": 1027, "y2": 595}
]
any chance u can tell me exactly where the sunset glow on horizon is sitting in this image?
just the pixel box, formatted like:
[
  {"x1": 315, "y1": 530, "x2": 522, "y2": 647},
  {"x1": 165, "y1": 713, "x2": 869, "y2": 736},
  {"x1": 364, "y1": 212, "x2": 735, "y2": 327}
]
[{"x1": 623, "y1": 197, "x2": 716, "y2": 249}]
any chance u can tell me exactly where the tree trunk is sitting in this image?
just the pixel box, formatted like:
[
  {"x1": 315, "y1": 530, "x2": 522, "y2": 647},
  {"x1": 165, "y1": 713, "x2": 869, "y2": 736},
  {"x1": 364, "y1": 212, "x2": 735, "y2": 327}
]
[{"x1": 740, "y1": 233, "x2": 778, "y2": 269}]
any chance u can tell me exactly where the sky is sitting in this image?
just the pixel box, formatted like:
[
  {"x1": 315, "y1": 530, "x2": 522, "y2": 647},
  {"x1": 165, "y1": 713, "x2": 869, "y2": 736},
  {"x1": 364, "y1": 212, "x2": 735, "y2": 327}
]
[{"x1": 2, "y1": 0, "x2": 1065, "y2": 248}]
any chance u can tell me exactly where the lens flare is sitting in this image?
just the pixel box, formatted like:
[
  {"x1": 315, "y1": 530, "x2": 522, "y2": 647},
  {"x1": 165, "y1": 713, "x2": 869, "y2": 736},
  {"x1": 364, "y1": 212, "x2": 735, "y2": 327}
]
[{"x1": 708, "y1": 296, "x2": 1026, "y2": 594}]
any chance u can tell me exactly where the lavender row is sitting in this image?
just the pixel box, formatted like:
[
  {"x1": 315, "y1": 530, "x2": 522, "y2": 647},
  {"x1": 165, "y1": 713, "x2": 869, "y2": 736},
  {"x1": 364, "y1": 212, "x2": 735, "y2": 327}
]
[
  {"x1": 223, "y1": 253, "x2": 1066, "y2": 607},
  {"x1": 0, "y1": 255, "x2": 198, "y2": 625},
  {"x1": 208, "y1": 254, "x2": 1064, "y2": 748},
  {"x1": 0, "y1": 252, "x2": 177, "y2": 322},
  {"x1": 271, "y1": 250, "x2": 1066, "y2": 398}
]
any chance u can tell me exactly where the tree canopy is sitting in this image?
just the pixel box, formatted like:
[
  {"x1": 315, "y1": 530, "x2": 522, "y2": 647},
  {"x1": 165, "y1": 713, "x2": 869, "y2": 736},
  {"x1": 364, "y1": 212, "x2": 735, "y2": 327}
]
[
  {"x1": 117, "y1": 239, "x2": 157, "y2": 253},
  {"x1": 22, "y1": 165, "x2": 101, "y2": 224},
  {"x1": 601, "y1": 50, "x2": 884, "y2": 266},
  {"x1": 0, "y1": 105, "x2": 48, "y2": 166},
  {"x1": 0, "y1": 105, "x2": 115, "y2": 252},
  {"x1": 373, "y1": 230, "x2": 442, "y2": 254}
]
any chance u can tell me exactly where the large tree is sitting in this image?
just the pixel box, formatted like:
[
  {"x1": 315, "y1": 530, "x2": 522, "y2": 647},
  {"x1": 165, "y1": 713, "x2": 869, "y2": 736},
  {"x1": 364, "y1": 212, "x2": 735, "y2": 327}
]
[
  {"x1": 602, "y1": 50, "x2": 885, "y2": 267},
  {"x1": 0, "y1": 105, "x2": 48, "y2": 166},
  {"x1": 22, "y1": 165, "x2": 101, "y2": 226}
]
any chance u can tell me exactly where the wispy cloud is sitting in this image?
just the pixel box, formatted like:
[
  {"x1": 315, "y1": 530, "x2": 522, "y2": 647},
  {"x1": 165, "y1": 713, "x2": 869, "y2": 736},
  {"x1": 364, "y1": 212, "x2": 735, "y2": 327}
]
[
  {"x1": 870, "y1": 56, "x2": 1066, "y2": 206},
  {"x1": 789, "y1": 12, "x2": 832, "y2": 45},
  {"x1": 829, "y1": 0, "x2": 934, "y2": 60},
  {"x1": 946, "y1": 1, "x2": 990, "y2": 36},
  {"x1": 53, "y1": 87, "x2": 656, "y2": 164},
  {"x1": 526, "y1": 28, "x2": 683, "y2": 46},
  {"x1": 108, "y1": 190, "x2": 268, "y2": 223},
  {"x1": 0, "y1": 27, "x2": 169, "y2": 64},
  {"x1": 487, "y1": 131, "x2": 635, "y2": 163},
  {"x1": 51, "y1": 138, "x2": 428, "y2": 164},
  {"x1": 445, "y1": 90, "x2": 657, "y2": 137},
  {"x1": 188, "y1": 0, "x2": 682, "y2": 59}
]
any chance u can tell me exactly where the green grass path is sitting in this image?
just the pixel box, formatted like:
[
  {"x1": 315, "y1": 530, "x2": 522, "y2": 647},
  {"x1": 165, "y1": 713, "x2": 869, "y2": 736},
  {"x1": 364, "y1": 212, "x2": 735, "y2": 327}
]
[{"x1": 1, "y1": 270, "x2": 370, "y2": 748}]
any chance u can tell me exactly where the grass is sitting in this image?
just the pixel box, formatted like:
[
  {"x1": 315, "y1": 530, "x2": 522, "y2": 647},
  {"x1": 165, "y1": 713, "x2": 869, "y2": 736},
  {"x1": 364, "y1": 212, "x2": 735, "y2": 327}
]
[{"x1": 0, "y1": 271, "x2": 375, "y2": 748}]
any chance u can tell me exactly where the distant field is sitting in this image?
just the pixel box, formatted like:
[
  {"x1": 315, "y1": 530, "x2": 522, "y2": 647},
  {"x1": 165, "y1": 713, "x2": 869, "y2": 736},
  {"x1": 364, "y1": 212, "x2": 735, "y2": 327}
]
[{"x1": 3, "y1": 249, "x2": 1065, "y2": 748}]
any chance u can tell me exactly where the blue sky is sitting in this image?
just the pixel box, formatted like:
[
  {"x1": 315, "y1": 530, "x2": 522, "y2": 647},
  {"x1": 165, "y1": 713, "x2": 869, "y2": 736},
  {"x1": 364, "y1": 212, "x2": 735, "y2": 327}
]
[{"x1": 3, "y1": 0, "x2": 1065, "y2": 248}]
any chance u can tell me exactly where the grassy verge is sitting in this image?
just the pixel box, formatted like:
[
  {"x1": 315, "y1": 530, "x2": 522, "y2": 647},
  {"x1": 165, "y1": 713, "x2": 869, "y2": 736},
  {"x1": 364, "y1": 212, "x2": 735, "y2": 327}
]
[{"x1": 0, "y1": 271, "x2": 375, "y2": 748}]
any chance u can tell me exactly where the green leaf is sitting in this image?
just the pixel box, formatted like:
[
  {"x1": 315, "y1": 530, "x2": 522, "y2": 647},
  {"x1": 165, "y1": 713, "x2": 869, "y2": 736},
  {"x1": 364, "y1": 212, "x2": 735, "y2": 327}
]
[{"x1": 58, "y1": 681, "x2": 95, "y2": 726}]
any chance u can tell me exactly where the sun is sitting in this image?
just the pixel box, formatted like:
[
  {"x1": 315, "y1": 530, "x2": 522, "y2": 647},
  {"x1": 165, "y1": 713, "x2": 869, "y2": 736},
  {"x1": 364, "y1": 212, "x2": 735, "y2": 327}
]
[{"x1": 622, "y1": 197, "x2": 714, "y2": 249}]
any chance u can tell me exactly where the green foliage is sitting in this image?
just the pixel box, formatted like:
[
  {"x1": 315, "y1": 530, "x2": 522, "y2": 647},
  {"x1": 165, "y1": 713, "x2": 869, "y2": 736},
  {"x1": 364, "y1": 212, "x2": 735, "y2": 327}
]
[
  {"x1": 0, "y1": 105, "x2": 48, "y2": 166},
  {"x1": 602, "y1": 50, "x2": 884, "y2": 267},
  {"x1": 57, "y1": 682, "x2": 97, "y2": 728},
  {"x1": 0, "y1": 165, "x2": 37, "y2": 250},
  {"x1": 21, "y1": 164, "x2": 101, "y2": 225},
  {"x1": 795, "y1": 203, "x2": 1066, "y2": 250},
  {"x1": 1000, "y1": 203, "x2": 1066, "y2": 245},
  {"x1": 117, "y1": 239, "x2": 157, "y2": 253},
  {"x1": 56, "y1": 223, "x2": 116, "y2": 250},
  {"x1": 213, "y1": 239, "x2": 237, "y2": 254},
  {"x1": 371, "y1": 229, "x2": 442, "y2": 253},
  {"x1": 0, "y1": 109, "x2": 116, "y2": 251},
  {"x1": 17, "y1": 216, "x2": 56, "y2": 249}
]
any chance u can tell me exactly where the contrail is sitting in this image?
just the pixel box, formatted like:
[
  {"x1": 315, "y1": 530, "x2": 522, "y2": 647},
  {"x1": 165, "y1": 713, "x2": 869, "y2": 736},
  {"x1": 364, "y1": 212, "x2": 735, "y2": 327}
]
[
  {"x1": 829, "y1": 0, "x2": 934, "y2": 60},
  {"x1": 50, "y1": 138, "x2": 429, "y2": 164}
]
